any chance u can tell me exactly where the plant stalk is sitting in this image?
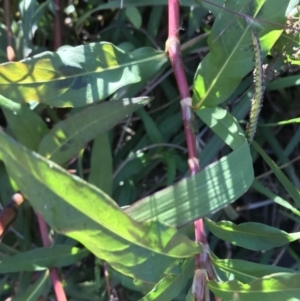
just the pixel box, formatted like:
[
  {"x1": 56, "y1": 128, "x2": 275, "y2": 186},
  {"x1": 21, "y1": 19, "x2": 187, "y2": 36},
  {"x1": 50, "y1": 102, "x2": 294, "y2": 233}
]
[
  {"x1": 166, "y1": 0, "x2": 214, "y2": 299},
  {"x1": 36, "y1": 213, "x2": 67, "y2": 301}
]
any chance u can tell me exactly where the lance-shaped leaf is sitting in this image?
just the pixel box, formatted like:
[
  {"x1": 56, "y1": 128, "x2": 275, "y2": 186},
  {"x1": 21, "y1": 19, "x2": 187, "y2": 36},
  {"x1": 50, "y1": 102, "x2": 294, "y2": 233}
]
[
  {"x1": 12, "y1": 270, "x2": 50, "y2": 301},
  {"x1": 38, "y1": 97, "x2": 151, "y2": 164},
  {"x1": 205, "y1": 218, "x2": 300, "y2": 251},
  {"x1": 111, "y1": 269, "x2": 155, "y2": 295},
  {"x1": 138, "y1": 258, "x2": 194, "y2": 301},
  {"x1": 253, "y1": 141, "x2": 300, "y2": 208},
  {"x1": 0, "y1": 246, "x2": 89, "y2": 273},
  {"x1": 193, "y1": 0, "x2": 292, "y2": 108},
  {"x1": 212, "y1": 258, "x2": 297, "y2": 283},
  {"x1": 0, "y1": 130, "x2": 200, "y2": 282},
  {"x1": 0, "y1": 95, "x2": 49, "y2": 151},
  {"x1": 126, "y1": 107, "x2": 254, "y2": 227},
  {"x1": 126, "y1": 140, "x2": 253, "y2": 227},
  {"x1": 0, "y1": 43, "x2": 167, "y2": 107},
  {"x1": 208, "y1": 273, "x2": 300, "y2": 301},
  {"x1": 88, "y1": 133, "x2": 113, "y2": 196},
  {"x1": 252, "y1": 179, "x2": 300, "y2": 217},
  {"x1": 196, "y1": 106, "x2": 245, "y2": 151},
  {"x1": 3, "y1": 105, "x2": 49, "y2": 151}
]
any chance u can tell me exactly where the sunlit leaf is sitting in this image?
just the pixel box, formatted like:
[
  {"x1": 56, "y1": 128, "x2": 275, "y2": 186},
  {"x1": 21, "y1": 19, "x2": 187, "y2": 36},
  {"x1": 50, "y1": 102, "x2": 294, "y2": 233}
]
[
  {"x1": 208, "y1": 273, "x2": 300, "y2": 301},
  {"x1": 0, "y1": 43, "x2": 167, "y2": 107},
  {"x1": 39, "y1": 97, "x2": 151, "y2": 164},
  {"x1": 196, "y1": 106, "x2": 244, "y2": 150},
  {"x1": 273, "y1": 24, "x2": 300, "y2": 66},
  {"x1": 193, "y1": 0, "x2": 292, "y2": 108},
  {"x1": 88, "y1": 133, "x2": 113, "y2": 196},
  {"x1": 126, "y1": 140, "x2": 253, "y2": 227},
  {"x1": 206, "y1": 218, "x2": 300, "y2": 251},
  {"x1": 138, "y1": 258, "x2": 194, "y2": 301},
  {"x1": 126, "y1": 107, "x2": 252, "y2": 227},
  {"x1": 0, "y1": 130, "x2": 199, "y2": 282},
  {"x1": 212, "y1": 258, "x2": 298, "y2": 283}
]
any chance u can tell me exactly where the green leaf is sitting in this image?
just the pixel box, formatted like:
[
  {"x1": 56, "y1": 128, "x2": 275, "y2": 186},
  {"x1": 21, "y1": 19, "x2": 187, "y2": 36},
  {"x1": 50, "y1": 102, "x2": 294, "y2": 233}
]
[
  {"x1": 12, "y1": 270, "x2": 50, "y2": 301},
  {"x1": 208, "y1": 273, "x2": 300, "y2": 301},
  {"x1": 0, "y1": 163, "x2": 18, "y2": 203},
  {"x1": 196, "y1": 106, "x2": 244, "y2": 150},
  {"x1": 205, "y1": 218, "x2": 300, "y2": 251},
  {"x1": 0, "y1": 95, "x2": 49, "y2": 151},
  {"x1": 88, "y1": 133, "x2": 113, "y2": 196},
  {"x1": 252, "y1": 141, "x2": 300, "y2": 208},
  {"x1": 139, "y1": 258, "x2": 194, "y2": 301},
  {"x1": 125, "y1": 139, "x2": 253, "y2": 227},
  {"x1": 3, "y1": 108, "x2": 48, "y2": 152},
  {"x1": 0, "y1": 130, "x2": 199, "y2": 282},
  {"x1": 0, "y1": 94, "x2": 22, "y2": 111},
  {"x1": 147, "y1": 6, "x2": 164, "y2": 39},
  {"x1": 125, "y1": 7, "x2": 142, "y2": 29},
  {"x1": 193, "y1": 0, "x2": 291, "y2": 108},
  {"x1": 136, "y1": 108, "x2": 164, "y2": 144},
  {"x1": 111, "y1": 268, "x2": 155, "y2": 294},
  {"x1": 267, "y1": 75, "x2": 300, "y2": 91},
  {"x1": 185, "y1": 288, "x2": 195, "y2": 301},
  {"x1": 19, "y1": 0, "x2": 37, "y2": 57},
  {"x1": 252, "y1": 179, "x2": 300, "y2": 217},
  {"x1": 0, "y1": 43, "x2": 167, "y2": 107},
  {"x1": 38, "y1": 97, "x2": 151, "y2": 164},
  {"x1": 126, "y1": 107, "x2": 253, "y2": 227},
  {"x1": 212, "y1": 258, "x2": 298, "y2": 283},
  {"x1": 0, "y1": 246, "x2": 89, "y2": 273}
]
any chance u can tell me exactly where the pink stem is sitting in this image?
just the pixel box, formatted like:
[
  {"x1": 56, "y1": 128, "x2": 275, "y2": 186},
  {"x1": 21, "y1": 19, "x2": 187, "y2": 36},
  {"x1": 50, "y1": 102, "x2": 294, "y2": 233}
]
[
  {"x1": 36, "y1": 213, "x2": 67, "y2": 301},
  {"x1": 167, "y1": 0, "x2": 199, "y2": 174},
  {"x1": 167, "y1": 0, "x2": 213, "y2": 288}
]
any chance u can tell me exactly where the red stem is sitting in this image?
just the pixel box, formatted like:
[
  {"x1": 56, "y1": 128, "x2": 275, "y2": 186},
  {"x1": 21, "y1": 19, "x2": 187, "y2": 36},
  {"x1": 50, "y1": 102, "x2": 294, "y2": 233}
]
[
  {"x1": 167, "y1": 1, "x2": 199, "y2": 175},
  {"x1": 167, "y1": 0, "x2": 213, "y2": 298},
  {"x1": 36, "y1": 213, "x2": 67, "y2": 301}
]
